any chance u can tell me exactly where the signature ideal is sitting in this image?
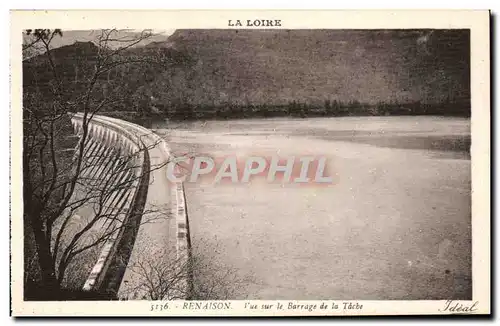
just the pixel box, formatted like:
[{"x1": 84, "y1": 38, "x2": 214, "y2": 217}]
[{"x1": 440, "y1": 300, "x2": 479, "y2": 313}]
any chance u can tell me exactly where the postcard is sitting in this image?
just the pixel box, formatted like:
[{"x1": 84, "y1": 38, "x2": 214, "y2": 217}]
[{"x1": 10, "y1": 9, "x2": 490, "y2": 316}]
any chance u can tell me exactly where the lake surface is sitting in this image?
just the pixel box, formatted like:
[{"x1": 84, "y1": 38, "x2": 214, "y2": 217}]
[{"x1": 153, "y1": 116, "x2": 471, "y2": 300}]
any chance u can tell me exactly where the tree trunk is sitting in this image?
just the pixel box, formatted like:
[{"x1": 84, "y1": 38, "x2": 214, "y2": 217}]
[{"x1": 30, "y1": 216, "x2": 60, "y2": 298}]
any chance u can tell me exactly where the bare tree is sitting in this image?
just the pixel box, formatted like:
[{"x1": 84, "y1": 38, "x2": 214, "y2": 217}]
[
  {"x1": 119, "y1": 239, "x2": 251, "y2": 300},
  {"x1": 22, "y1": 29, "x2": 175, "y2": 298}
]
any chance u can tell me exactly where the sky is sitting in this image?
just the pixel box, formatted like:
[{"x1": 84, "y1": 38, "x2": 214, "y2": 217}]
[{"x1": 23, "y1": 29, "x2": 175, "y2": 50}]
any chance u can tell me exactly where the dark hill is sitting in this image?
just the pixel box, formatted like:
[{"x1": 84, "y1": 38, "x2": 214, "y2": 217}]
[
  {"x1": 23, "y1": 29, "x2": 470, "y2": 118},
  {"x1": 145, "y1": 29, "x2": 469, "y2": 106},
  {"x1": 23, "y1": 39, "x2": 190, "y2": 114}
]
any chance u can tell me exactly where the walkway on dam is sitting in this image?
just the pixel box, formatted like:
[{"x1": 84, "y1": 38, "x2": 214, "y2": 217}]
[{"x1": 96, "y1": 116, "x2": 177, "y2": 300}]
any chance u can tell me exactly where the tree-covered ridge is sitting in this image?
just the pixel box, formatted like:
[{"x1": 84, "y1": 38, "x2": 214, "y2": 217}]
[{"x1": 24, "y1": 29, "x2": 470, "y2": 119}]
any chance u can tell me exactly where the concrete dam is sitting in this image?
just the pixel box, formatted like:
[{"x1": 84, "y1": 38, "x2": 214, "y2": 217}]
[{"x1": 69, "y1": 113, "x2": 190, "y2": 299}]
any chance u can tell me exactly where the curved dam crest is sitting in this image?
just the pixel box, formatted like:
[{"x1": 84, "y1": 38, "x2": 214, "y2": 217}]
[{"x1": 69, "y1": 113, "x2": 190, "y2": 299}]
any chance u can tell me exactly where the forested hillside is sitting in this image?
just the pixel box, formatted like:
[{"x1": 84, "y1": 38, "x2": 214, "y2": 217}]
[{"x1": 24, "y1": 29, "x2": 470, "y2": 119}]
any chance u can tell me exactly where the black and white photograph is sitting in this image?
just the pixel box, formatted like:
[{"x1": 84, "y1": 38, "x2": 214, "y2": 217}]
[{"x1": 10, "y1": 10, "x2": 490, "y2": 316}]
